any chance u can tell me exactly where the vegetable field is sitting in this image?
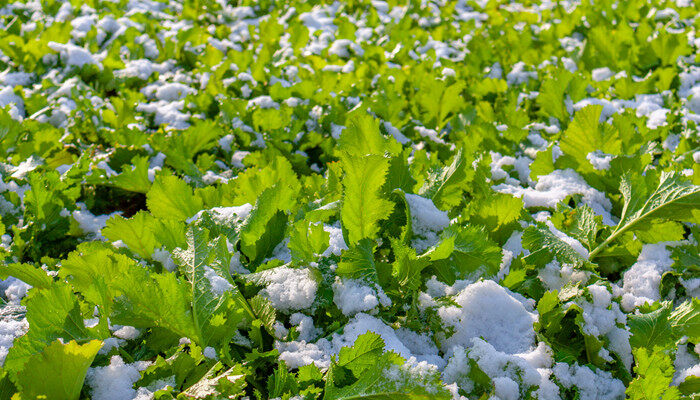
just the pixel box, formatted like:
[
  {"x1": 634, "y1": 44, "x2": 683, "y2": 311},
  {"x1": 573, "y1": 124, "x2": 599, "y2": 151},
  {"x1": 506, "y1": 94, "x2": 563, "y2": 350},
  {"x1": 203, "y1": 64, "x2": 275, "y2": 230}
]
[{"x1": 0, "y1": 0, "x2": 699, "y2": 399}]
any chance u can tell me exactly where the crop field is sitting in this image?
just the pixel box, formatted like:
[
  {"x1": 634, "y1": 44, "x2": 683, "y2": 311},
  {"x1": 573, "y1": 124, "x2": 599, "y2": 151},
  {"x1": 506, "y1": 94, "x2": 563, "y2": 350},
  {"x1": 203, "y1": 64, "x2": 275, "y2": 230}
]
[{"x1": 0, "y1": 0, "x2": 699, "y2": 399}]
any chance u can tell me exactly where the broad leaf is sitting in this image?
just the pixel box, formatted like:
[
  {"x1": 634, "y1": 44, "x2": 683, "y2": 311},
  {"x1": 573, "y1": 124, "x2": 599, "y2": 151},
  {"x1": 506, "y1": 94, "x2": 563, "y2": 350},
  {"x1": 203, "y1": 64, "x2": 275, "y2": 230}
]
[
  {"x1": 626, "y1": 347, "x2": 680, "y2": 400},
  {"x1": 15, "y1": 340, "x2": 102, "y2": 400},
  {"x1": 146, "y1": 174, "x2": 204, "y2": 221},
  {"x1": 522, "y1": 224, "x2": 588, "y2": 266},
  {"x1": 173, "y1": 225, "x2": 250, "y2": 346},
  {"x1": 590, "y1": 172, "x2": 700, "y2": 259},
  {"x1": 340, "y1": 154, "x2": 393, "y2": 245}
]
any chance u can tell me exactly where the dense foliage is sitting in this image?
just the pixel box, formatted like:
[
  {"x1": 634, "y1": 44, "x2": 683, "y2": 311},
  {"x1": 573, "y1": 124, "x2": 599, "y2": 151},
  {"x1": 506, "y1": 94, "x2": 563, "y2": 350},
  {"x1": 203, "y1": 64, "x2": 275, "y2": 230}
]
[{"x1": 0, "y1": 0, "x2": 698, "y2": 399}]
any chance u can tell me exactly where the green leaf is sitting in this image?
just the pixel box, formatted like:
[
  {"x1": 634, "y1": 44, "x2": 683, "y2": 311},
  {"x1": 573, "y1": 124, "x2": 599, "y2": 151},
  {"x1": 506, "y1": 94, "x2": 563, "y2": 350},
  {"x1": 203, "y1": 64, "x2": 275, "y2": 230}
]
[
  {"x1": 288, "y1": 219, "x2": 330, "y2": 263},
  {"x1": 590, "y1": 172, "x2": 700, "y2": 259},
  {"x1": 384, "y1": 149, "x2": 417, "y2": 193},
  {"x1": 249, "y1": 294, "x2": 277, "y2": 334},
  {"x1": 335, "y1": 332, "x2": 386, "y2": 376},
  {"x1": 522, "y1": 223, "x2": 588, "y2": 266},
  {"x1": 172, "y1": 225, "x2": 250, "y2": 346},
  {"x1": 671, "y1": 238, "x2": 700, "y2": 274},
  {"x1": 15, "y1": 340, "x2": 102, "y2": 400},
  {"x1": 559, "y1": 105, "x2": 620, "y2": 173},
  {"x1": 633, "y1": 220, "x2": 685, "y2": 244},
  {"x1": 4, "y1": 284, "x2": 91, "y2": 375},
  {"x1": 391, "y1": 240, "x2": 430, "y2": 293},
  {"x1": 227, "y1": 156, "x2": 301, "y2": 206},
  {"x1": 626, "y1": 347, "x2": 680, "y2": 400},
  {"x1": 102, "y1": 212, "x2": 158, "y2": 257},
  {"x1": 239, "y1": 183, "x2": 295, "y2": 264},
  {"x1": 529, "y1": 145, "x2": 555, "y2": 181},
  {"x1": 340, "y1": 154, "x2": 394, "y2": 245},
  {"x1": 103, "y1": 211, "x2": 187, "y2": 258},
  {"x1": 466, "y1": 193, "x2": 523, "y2": 243},
  {"x1": 537, "y1": 71, "x2": 572, "y2": 121},
  {"x1": 161, "y1": 120, "x2": 223, "y2": 173},
  {"x1": 267, "y1": 361, "x2": 298, "y2": 398},
  {"x1": 60, "y1": 243, "x2": 138, "y2": 316},
  {"x1": 336, "y1": 239, "x2": 378, "y2": 283},
  {"x1": 619, "y1": 172, "x2": 700, "y2": 227},
  {"x1": 339, "y1": 113, "x2": 397, "y2": 157},
  {"x1": 430, "y1": 226, "x2": 502, "y2": 284},
  {"x1": 627, "y1": 299, "x2": 698, "y2": 350},
  {"x1": 0, "y1": 263, "x2": 52, "y2": 289},
  {"x1": 419, "y1": 149, "x2": 473, "y2": 210},
  {"x1": 561, "y1": 205, "x2": 603, "y2": 252},
  {"x1": 110, "y1": 155, "x2": 152, "y2": 193},
  {"x1": 59, "y1": 242, "x2": 200, "y2": 342},
  {"x1": 629, "y1": 303, "x2": 675, "y2": 350},
  {"x1": 679, "y1": 376, "x2": 700, "y2": 396},
  {"x1": 111, "y1": 266, "x2": 197, "y2": 341},
  {"x1": 146, "y1": 174, "x2": 204, "y2": 221},
  {"x1": 669, "y1": 298, "x2": 700, "y2": 342},
  {"x1": 536, "y1": 290, "x2": 586, "y2": 363},
  {"x1": 414, "y1": 80, "x2": 465, "y2": 129},
  {"x1": 324, "y1": 333, "x2": 450, "y2": 400}
]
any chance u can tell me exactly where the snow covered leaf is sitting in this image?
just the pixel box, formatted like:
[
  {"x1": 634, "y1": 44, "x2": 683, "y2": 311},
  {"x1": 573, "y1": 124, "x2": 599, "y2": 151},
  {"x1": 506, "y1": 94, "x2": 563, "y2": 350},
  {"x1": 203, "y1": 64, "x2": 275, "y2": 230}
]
[
  {"x1": 340, "y1": 154, "x2": 394, "y2": 245},
  {"x1": 147, "y1": 174, "x2": 204, "y2": 221},
  {"x1": 15, "y1": 339, "x2": 101, "y2": 400},
  {"x1": 172, "y1": 225, "x2": 250, "y2": 347},
  {"x1": 324, "y1": 333, "x2": 450, "y2": 400},
  {"x1": 182, "y1": 363, "x2": 248, "y2": 399},
  {"x1": 589, "y1": 172, "x2": 700, "y2": 259},
  {"x1": 626, "y1": 347, "x2": 680, "y2": 400}
]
